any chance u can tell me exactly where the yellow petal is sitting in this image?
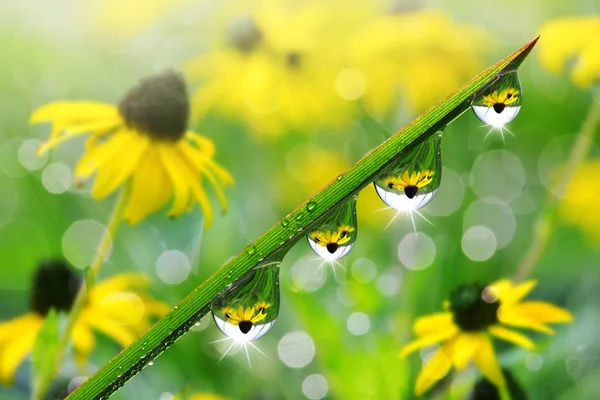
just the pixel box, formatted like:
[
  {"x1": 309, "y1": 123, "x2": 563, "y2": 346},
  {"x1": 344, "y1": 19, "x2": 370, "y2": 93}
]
[
  {"x1": 0, "y1": 314, "x2": 42, "y2": 384},
  {"x1": 516, "y1": 301, "x2": 573, "y2": 324},
  {"x1": 498, "y1": 305, "x2": 556, "y2": 335},
  {"x1": 488, "y1": 325, "x2": 535, "y2": 350},
  {"x1": 72, "y1": 318, "x2": 96, "y2": 361},
  {"x1": 452, "y1": 332, "x2": 483, "y2": 370},
  {"x1": 99, "y1": 292, "x2": 146, "y2": 326},
  {"x1": 30, "y1": 101, "x2": 118, "y2": 125},
  {"x1": 179, "y1": 141, "x2": 229, "y2": 211},
  {"x1": 504, "y1": 280, "x2": 537, "y2": 304},
  {"x1": 159, "y1": 144, "x2": 192, "y2": 219},
  {"x1": 37, "y1": 120, "x2": 120, "y2": 156},
  {"x1": 185, "y1": 131, "x2": 215, "y2": 158},
  {"x1": 91, "y1": 132, "x2": 149, "y2": 199},
  {"x1": 473, "y1": 335, "x2": 505, "y2": 387},
  {"x1": 75, "y1": 129, "x2": 136, "y2": 178},
  {"x1": 123, "y1": 146, "x2": 172, "y2": 224},
  {"x1": 415, "y1": 340, "x2": 453, "y2": 396},
  {"x1": 82, "y1": 313, "x2": 136, "y2": 348},
  {"x1": 572, "y1": 39, "x2": 600, "y2": 87},
  {"x1": 413, "y1": 312, "x2": 454, "y2": 336},
  {"x1": 400, "y1": 325, "x2": 458, "y2": 358},
  {"x1": 90, "y1": 273, "x2": 150, "y2": 303}
]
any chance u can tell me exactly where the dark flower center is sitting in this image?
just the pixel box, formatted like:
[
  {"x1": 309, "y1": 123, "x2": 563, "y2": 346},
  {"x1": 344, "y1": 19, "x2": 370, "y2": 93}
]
[
  {"x1": 227, "y1": 16, "x2": 263, "y2": 52},
  {"x1": 493, "y1": 103, "x2": 506, "y2": 113},
  {"x1": 326, "y1": 243, "x2": 339, "y2": 254},
  {"x1": 404, "y1": 185, "x2": 419, "y2": 199},
  {"x1": 286, "y1": 52, "x2": 301, "y2": 68},
  {"x1": 30, "y1": 259, "x2": 81, "y2": 316},
  {"x1": 118, "y1": 70, "x2": 189, "y2": 141},
  {"x1": 449, "y1": 282, "x2": 499, "y2": 331},
  {"x1": 239, "y1": 321, "x2": 253, "y2": 334}
]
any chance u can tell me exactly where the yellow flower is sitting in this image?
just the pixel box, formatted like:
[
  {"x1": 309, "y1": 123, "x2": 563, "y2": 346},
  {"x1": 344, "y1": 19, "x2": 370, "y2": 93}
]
[
  {"x1": 400, "y1": 280, "x2": 572, "y2": 396},
  {"x1": 310, "y1": 227, "x2": 353, "y2": 254},
  {"x1": 188, "y1": 394, "x2": 227, "y2": 400},
  {"x1": 0, "y1": 260, "x2": 168, "y2": 384},
  {"x1": 350, "y1": 9, "x2": 487, "y2": 113},
  {"x1": 482, "y1": 88, "x2": 520, "y2": 110},
  {"x1": 30, "y1": 70, "x2": 233, "y2": 226},
  {"x1": 538, "y1": 16, "x2": 600, "y2": 87},
  {"x1": 254, "y1": 301, "x2": 271, "y2": 313},
  {"x1": 186, "y1": 2, "x2": 359, "y2": 137},
  {"x1": 384, "y1": 170, "x2": 434, "y2": 199},
  {"x1": 223, "y1": 306, "x2": 267, "y2": 334},
  {"x1": 559, "y1": 160, "x2": 600, "y2": 245}
]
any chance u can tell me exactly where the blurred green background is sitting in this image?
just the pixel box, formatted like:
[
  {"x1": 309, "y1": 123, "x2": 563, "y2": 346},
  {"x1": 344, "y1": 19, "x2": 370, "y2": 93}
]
[{"x1": 1, "y1": 0, "x2": 599, "y2": 399}]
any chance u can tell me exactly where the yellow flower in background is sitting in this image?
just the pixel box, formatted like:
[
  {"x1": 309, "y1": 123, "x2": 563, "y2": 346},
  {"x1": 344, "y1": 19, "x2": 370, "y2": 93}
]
[
  {"x1": 560, "y1": 160, "x2": 600, "y2": 245},
  {"x1": 400, "y1": 280, "x2": 572, "y2": 395},
  {"x1": 186, "y1": 1, "x2": 373, "y2": 138},
  {"x1": 81, "y1": 0, "x2": 193, "y2": 38},
  {"x1": 0, "y1": 259, "x2": 168, "y2": 384},
  {"x1": 188, "y1": 394, "x2": 227, "y2": 400},
  {"x1": 30, "y1": 70, "x2": 233, "y2": 226},
  {"x1": 384, "y1": 170, "x2": 434, "y2": 198},
  {"x1": 350, "y1": 9, "x2": 487, "y2": 114},
  {"x1": 538, "y1": 16, "x2": 600, "y2": 87}
]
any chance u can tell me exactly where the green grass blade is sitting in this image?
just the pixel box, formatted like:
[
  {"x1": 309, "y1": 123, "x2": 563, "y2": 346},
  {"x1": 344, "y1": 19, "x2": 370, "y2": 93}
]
[{"x1": 68, "y1": 36, "x2": 539, "y2": 400}]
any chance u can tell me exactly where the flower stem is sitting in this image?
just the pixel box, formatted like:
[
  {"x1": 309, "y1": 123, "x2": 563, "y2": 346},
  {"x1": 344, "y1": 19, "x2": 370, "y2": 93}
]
[
  {"x1": 33, "y1": 183, "x2": 131, "y2": 400},
  {"x1": 513, "y1": 96, "x2": 600, "y2": 282},
  {"x1": 499, "y1": 383, "x2": 513, "y2": 400}
]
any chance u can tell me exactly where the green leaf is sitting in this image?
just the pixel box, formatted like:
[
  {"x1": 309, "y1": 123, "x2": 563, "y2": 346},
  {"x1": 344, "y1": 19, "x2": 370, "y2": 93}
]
[
  {"x1": 32, "y1": 309, "x2": 60, "y2": 396},
  {"x1": 68, "y1": 36, "x2": 539, "y2": 400}
]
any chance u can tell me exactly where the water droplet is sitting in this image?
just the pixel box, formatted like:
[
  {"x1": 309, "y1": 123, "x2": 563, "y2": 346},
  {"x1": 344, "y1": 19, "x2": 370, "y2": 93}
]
[
  {"x1": 211, "y1": 261, "x2": 280, "y2": 341},
  {"x1": 306, "y1": 201, "x2": 317, "y2": 212},
  {"x1": 307, "y1": 197, "x2": 357, "y2": 260},
  {"x1": 374, "y1": 134, "x2": 442, "y2": 211},
  {"x1": 336, "y1": 174, "x2": 344, "y2": 181},
  {"x1": 173, "y1": 305, "x2": 179, "y2": 310},
  {"x1": 281, "y1": 218, "x2": 290, "y2": 227},
  {"x1": 246, "y1": 246, "x2": 256, "y2": 256},
  {"x1": 148, "y1": 361, "x2": 154, "y2": 366},
  {"x1": 472, "y1": 71, "x2": 522, "y2": 127}
]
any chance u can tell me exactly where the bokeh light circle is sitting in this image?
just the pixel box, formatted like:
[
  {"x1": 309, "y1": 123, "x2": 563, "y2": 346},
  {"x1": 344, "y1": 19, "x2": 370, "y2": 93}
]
[
  {"x1": 470, "y1": 150, "x2": 525, "y2": 203},
  {"x1": 351, "y1": 258, "x2": 377, "y2": 283},
  {"x1": 461, "y1": 225, "x2": 497, "y2": 261},
  {"x1": 156, "y1": 250, "x2": 191, "y2": 284},
  {"x1": 62, "y1": 219, "x2": 112, "y2": 269},
  {"x1": 376, "y1": 267, "x2": 403, "y2": 297},
  {"x1": 290, "y1": 256, "x2": 327, "y2": 292},
  {"x1": 346, "y1": 312, "x2": 371, "y2": 336},
  {"x1": 398, "y1": 232, "x2": 436, "y2": 270},
  {"x1": 18, "y1": 139, "x2": 48, "y2": 171},
  {"x1": 427, "y1": 167, "x2": 465, "y2": 216},
  {"x1": 463, "y1": 199, "x2": 516, "y2": 249},
  {"x1": 278, "y1": 331, "x2": 315, "y2": 368},
  {"x1": 335, "y1": 68, "x2": 366, "y2": 100},
  {"x1": 302, "y1": 374, "x2": 328, "y2": 400},
  {"x1": 42, "y1": 162, "x2": 72, "y2": 194}
]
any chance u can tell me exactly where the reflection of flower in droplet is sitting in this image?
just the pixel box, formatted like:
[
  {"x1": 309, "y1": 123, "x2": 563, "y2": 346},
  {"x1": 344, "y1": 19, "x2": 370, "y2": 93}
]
[
  {"x1": 223, "y1": 306, "x2": 267, "y2": 334},
  {"x1": 0, "y1": 259, "x2": 168, "y2": 384},
  {"x1": 538, "y1": 17, "x2": 600, "y2": 87},
  {"x1": 310, "y1": 227, "x2": 354, "y2": 253},
  {"x1": 254, "y1": 301, "x2": 271, "y2": 313},
  {"x1": 30, "y1": 70, "x2": 233, "y2": 226},
  {"x1": 400, "y1": 280, "x2": 572, "y2": 396},
  {"x1": 384, "y1": 170, "x2": 434, "y2": 199},
  {"x1": 559, "y1": 160, "x2": 600, "y2": 245},
  {"x1": 482, "y1": 88, "x2": 520, "y2": 112}
]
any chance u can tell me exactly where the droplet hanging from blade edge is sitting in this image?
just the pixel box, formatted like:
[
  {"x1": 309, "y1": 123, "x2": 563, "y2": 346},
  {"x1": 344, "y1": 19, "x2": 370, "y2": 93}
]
[
  {"x1": 472, "y1": 70, "x2": 522, "y2": 127},
  {"x1": 306, "y1": 196, "x2": 358, "y2": 261}
]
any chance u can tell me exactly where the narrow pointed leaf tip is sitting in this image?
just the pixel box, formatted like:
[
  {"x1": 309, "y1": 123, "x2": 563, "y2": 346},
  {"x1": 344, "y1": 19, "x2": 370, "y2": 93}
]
[{"x1": 68, "y1": 37, "x2": 538, "y2": 400}]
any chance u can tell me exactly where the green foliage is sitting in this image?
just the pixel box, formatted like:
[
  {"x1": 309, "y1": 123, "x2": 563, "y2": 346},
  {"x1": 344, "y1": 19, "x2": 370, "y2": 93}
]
[{"x1": 32, "y1": 310, "x2": 60, "y2": 397}]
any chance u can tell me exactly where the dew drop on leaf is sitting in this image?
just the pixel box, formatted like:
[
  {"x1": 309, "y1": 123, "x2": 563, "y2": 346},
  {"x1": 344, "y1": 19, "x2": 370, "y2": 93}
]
[
  {"x1": 472, "y1": 71, "x2": 522, "y2": 127},
  {"x1": 211, "y1": 261, "x2": 280, "y2": 341},
  {"x1": 246, "y1": 246, "x2": 256, "y2": 256},
  {"x1": 307, "y1": 196, "x2": 357, "y2": 260},
  {"x1": 306, "y1": 201, "x2": 317, "y2": 212},
  {"x1": 374, "y1": 132, "x2": 442, "y2": 211},
  {"x1": 281, "y1": 218, "x2": 290, "y2": 227}
]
